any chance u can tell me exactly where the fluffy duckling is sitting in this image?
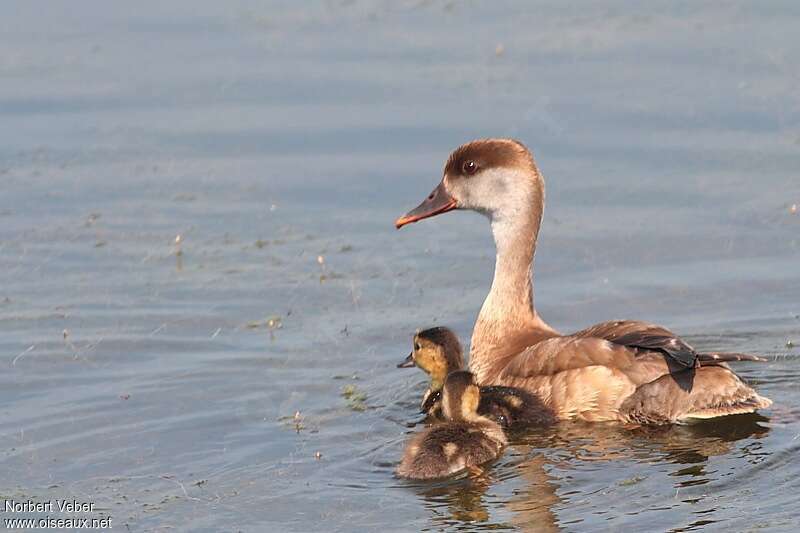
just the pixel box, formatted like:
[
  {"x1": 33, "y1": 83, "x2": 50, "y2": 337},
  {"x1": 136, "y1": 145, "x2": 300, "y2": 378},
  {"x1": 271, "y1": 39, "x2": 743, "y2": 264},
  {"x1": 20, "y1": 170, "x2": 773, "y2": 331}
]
[
  {"x1": 397, "y1": 327, "x2": 464, "y2": 416},
  {"x1": 396, "y1": 371, "x2": 507, "y2": 479},
  {"x1": 398, "y1": 327, "x2": 554, "y2": 427}
]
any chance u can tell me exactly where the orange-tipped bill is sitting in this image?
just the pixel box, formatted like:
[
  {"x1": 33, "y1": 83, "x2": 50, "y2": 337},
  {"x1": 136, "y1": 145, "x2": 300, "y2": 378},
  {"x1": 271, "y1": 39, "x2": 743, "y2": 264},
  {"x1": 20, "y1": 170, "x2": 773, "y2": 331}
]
[{"x1": 395, "y1": 182, "x2": 457, "y2": 229}]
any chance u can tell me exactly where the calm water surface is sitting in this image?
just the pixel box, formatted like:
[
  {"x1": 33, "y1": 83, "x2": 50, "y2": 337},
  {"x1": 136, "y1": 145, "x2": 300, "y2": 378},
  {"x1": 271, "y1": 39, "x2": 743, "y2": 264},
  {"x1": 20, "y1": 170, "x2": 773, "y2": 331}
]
[{"x1": 2, "y1": 1, "x2": 799, "y2": 531}]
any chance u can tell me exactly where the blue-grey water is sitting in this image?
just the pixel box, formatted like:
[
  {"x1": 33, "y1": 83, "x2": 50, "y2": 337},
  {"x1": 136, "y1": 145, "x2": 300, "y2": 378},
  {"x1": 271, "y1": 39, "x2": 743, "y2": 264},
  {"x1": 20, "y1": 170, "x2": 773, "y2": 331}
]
[{"x1": 1, "y1": 1, "x2": 799, "y2": 531}]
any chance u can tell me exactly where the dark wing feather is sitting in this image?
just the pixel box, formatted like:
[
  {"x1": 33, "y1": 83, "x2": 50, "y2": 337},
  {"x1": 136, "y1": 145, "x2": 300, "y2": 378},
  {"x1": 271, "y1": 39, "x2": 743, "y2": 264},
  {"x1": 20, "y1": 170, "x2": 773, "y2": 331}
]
[
  {"x1": 696, "y1": 351, "x2": 767, "y2": 364},
  {"x1": 574, "y1": 320, "x2": 699, "y2": 368}
]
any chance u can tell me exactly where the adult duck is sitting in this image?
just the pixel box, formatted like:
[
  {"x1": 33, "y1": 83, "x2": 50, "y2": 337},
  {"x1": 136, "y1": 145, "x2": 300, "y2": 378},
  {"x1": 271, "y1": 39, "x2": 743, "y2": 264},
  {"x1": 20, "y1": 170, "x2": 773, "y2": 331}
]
[{"x1": 395, "y1": 139, "x2": 771, "y2": 423}]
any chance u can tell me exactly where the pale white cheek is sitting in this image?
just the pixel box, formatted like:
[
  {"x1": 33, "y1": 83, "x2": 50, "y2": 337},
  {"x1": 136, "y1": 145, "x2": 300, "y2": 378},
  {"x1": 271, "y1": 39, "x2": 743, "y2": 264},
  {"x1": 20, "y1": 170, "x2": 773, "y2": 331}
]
[
  {"x1": 477, "y1": 169, "x2": 533, "y2": 216},
  {"x1": 446, "y1": 168, "x2": 536, "y2": 219},
  {"x1": 444, "y1": 180, "x2": 474, "y2": 210},
  {"x1": 448, "y1": 177, "x2": 496, "y2": 213},
  {"x1": 479, "y1": 176, "x2": 509, "y2": 214}
]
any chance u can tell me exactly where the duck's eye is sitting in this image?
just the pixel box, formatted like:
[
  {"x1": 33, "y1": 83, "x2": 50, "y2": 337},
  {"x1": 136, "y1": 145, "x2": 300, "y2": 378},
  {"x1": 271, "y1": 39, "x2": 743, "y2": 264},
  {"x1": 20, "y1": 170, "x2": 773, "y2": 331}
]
[
  {"x1": 462, "y1": 160, "x2": 478, "y2": 175},
  {"x1": 414, "y1": 343, "x2": 421, "y2": 351}
]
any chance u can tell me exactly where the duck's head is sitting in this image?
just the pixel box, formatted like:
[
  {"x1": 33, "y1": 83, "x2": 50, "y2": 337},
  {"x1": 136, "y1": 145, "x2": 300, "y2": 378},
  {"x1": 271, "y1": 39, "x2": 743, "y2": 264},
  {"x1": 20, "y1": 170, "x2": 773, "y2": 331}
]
[
  {"x1": 397, "y1": 327, "x2": 464, "y2": 390},
  {"x1": 395, "y1": 138, "x2": 543, "y2": 229},
  {"x1": 441, "y1": 370, "x2": 481, "y2": 422}
]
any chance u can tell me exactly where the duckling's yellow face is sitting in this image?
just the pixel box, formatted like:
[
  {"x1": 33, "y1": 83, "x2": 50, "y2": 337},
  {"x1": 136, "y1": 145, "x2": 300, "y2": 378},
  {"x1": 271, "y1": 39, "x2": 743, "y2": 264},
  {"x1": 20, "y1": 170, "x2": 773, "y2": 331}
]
[{"x1": 411, "y1": 335, "x2": 449, "y2": 385}]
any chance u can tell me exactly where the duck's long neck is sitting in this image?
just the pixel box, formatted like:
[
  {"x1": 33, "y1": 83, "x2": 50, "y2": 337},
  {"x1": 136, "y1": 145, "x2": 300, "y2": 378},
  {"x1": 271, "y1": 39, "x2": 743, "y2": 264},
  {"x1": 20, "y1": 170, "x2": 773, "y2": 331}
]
[{"x1": 469, "y1": 183, "x2": 557, "y2": 381}]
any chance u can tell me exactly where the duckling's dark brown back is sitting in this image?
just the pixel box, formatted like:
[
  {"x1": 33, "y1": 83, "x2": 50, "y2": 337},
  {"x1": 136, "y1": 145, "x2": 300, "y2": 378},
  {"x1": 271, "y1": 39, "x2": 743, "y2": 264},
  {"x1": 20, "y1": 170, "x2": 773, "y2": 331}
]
[
  {"x1": 421, "y1": 370, "x2": 555, "y2": 428},
  {"x1": 397, "y1": 371, "x2": 507, "y2": 480},
  {"x1": 396, "y1": 423, "x2": 505, "y2": 479},
  {"x1": 479, "y1": 386, "x2": 556, "y2": 428}
]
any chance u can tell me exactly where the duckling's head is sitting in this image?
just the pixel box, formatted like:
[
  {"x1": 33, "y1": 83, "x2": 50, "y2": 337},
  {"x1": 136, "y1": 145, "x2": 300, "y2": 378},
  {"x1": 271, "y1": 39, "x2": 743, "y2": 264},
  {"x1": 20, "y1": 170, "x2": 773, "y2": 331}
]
[
  {"x1": 441, "y1": 370, "x2": 481, "y2": 422},
  {"x1": 397, "y1": 327, "x2": 463, "y2": 390},
  {"x1": 395, "y1": 139, "x2": 543, "y2": 228}
]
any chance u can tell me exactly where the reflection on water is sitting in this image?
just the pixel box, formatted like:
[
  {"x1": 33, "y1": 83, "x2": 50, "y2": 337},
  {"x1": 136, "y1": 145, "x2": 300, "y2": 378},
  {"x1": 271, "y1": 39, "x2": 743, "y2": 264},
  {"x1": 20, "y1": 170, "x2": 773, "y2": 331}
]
[{"x1": 405, "y1": 416, "x2": 772, "y2": 531}]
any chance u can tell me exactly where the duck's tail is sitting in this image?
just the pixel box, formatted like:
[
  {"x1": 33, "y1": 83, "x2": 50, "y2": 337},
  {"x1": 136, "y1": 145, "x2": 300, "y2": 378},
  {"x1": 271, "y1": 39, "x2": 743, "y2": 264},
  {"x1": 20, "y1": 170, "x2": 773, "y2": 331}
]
[
  {"x1": 681, "y1": 392, "x2": 772, "y2": 420},
  {"x1": 697, "y1": 351, "x2": 768, "y2": 364},
  {"x1": 620, "y1": 365, "x2": 772, "y2": 424}
]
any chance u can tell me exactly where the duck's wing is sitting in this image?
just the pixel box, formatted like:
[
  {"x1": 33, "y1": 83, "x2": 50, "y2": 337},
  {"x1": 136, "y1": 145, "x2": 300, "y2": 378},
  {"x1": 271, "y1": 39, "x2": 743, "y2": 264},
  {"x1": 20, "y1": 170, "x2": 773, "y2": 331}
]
[
  {"x1": 497, "y1": 336, "x2": 663, "y2": 380},
  {"x1": 573, "y1": 320, "x2": 699, "y2": 368},
  {"x1": 499, "y1": 334, "x2": 761, "y2": 393},
  {"x1": 575, "y1": 320, "x2": 768, "y2": 367},
  {"x1": 493, "y1": 342, "x2": 640, "y2": 422},
  {"x1": 487, "y1": 331, "x2": 769, "y2": 422}
]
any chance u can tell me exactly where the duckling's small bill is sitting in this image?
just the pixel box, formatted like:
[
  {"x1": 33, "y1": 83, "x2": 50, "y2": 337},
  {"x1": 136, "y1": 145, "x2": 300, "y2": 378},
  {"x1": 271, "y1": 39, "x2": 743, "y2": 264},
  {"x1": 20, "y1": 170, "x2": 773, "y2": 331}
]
[{"x1": 397, "y1": 353, "x2": 415, "y2": 368}]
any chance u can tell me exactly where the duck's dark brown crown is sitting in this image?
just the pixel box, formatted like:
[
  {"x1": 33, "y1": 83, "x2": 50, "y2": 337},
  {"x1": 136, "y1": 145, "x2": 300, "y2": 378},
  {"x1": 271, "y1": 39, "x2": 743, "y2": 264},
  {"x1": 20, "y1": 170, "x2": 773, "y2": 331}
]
[{"x1": 443, "y1": 139, "x2": 535, "y2": 178}]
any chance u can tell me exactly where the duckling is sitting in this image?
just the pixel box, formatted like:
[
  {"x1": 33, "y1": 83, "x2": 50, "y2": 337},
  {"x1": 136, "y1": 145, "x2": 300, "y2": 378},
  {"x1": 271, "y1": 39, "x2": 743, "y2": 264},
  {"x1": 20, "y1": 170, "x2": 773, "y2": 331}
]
[
  {"x1": 397, "y1": 327, "x2": 463, "y2": 417},
  {"x1": 398, "y1": 327, "x2": 554, "y2": 427},
  {"x1": 396, "y1": 371, "x2": 507, "y2": 480}
]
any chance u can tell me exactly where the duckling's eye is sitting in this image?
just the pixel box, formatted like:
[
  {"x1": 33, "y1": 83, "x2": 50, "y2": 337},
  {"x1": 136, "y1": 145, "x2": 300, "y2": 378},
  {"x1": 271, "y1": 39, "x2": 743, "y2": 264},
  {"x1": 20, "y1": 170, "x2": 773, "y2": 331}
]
[
  {"x1": 462, "y1": 160, "x2": 478, "y2": 175},
  {"x1": 414, "y1": 343, "x2": 421, "y2": 351}
]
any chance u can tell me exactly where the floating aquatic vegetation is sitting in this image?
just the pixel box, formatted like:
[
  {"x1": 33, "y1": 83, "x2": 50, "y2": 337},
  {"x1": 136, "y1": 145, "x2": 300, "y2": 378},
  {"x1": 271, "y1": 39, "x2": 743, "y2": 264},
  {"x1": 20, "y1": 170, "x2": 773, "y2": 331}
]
[
  {"x1": 619, "y1": 476, "x2": 645, "y2": 486},
  {"x1": 341, "y1": 384, "x2": 367, "y2": 411},
  {"x1": 245, "y1": 316, "x2": 283, "y2": 330}
]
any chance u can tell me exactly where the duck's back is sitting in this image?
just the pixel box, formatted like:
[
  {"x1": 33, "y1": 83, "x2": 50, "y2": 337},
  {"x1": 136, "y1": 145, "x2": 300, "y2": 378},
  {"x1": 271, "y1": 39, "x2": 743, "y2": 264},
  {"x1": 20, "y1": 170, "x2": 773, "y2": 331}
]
[
  {"x1": 481, "y1": 332, "x2": 771, "y2": 423},
  {"x1": 396, "y1": 422, "x2": 505, "y2": 480},
  {"x1": 479, "y1": 385, "x2": 556, "y2": 427}
]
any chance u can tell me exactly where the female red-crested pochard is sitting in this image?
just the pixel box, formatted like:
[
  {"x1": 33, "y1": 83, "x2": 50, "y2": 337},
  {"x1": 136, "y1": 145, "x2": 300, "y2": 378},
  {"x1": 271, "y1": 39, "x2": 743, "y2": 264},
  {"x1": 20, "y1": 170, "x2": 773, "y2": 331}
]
[
  {"x1": 395, "y1": 138, "x2": 771, "y2": 424},
  {"x1": 396, "y1": 370, "x2": 507, "y2": 479}
]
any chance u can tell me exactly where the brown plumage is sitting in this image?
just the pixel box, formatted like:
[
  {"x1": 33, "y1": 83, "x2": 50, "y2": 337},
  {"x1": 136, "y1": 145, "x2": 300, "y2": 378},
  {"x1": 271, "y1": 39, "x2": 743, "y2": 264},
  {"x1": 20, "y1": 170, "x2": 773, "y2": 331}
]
[
  {"x1": 396, "y1": 138, "x2": 772, "y2": 424},
  {"x1": 396, "y1": 371, "x2": 507, "y2": 480},
  {"x1": 574, "y1": 319, "x2": 767, "y2": 368},
  {"x1": 398, "y1": 327, "x2": 555, "y2": 427},
  {"x1": 620, "y1": 365, "x2": 773, "y2": 424}
]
